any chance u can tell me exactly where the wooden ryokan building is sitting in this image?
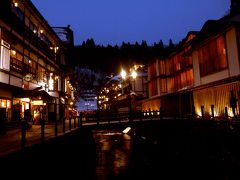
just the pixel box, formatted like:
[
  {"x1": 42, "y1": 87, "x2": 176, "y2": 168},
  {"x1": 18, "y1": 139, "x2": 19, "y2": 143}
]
[
  {"x1": 142, "y1": 8, "x2": 240, "y2": 118},
  {"x1": 0, "y1": 0, "x2": 75, "y2": 127}
]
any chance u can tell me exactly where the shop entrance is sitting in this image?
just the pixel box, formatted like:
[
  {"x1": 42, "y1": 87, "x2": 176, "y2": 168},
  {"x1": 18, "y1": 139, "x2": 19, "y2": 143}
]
[{"x1": 31, "y1": 100, "x2": 46, "y2": 124}]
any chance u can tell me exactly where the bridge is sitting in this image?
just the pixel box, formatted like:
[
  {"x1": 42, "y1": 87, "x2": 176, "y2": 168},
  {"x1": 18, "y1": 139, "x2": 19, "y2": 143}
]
[{"x1": 0, "y1": 108, "x2": 239, "y2": 159}]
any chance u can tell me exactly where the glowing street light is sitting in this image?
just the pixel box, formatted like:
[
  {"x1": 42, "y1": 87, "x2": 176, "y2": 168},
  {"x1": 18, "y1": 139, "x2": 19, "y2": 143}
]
[
  {"x1": 121, "y1": 69, "x2": 126, "y2": 79},
  {"x1": 131, "y1": 70, "x2": 137, "y2": 79},
  {"x1": 119, "y1": 68, "x2": 138, "y2": 122}
]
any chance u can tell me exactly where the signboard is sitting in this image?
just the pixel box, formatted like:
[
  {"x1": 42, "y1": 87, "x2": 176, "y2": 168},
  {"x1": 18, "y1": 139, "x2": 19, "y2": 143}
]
[
  {"x1": 23, "y1": 83, "x2": 29, "y2": 90},
  {"x1": 23, "y1": 74, "x2": 32, "y2": 90},
  {"x1": 31, "y1": 100, "x2": 44, "y2": 106},
  {"x1": 23, "y1": 74, "x2": 33, "y2": 82}
]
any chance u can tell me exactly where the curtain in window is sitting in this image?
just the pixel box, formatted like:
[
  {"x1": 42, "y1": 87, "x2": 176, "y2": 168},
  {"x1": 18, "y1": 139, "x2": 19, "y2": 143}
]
[
  {"x1": 149, "y1": 79, "x2": 158, "y2": 97},
  {"x1": 160, "y1": 78, "x2": 167, "y2": 93},
  {"x1": 1, "y1": 45, "x2": 10, "y2": 70},
  {"x1": 198, "y1": 35, "x2": 227, "y2": 76}
]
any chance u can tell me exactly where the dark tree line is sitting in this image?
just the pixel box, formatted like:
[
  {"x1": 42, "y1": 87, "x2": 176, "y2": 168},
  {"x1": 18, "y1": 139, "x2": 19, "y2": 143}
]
[{"x1": 72, "y1": 39, "x2": 176, "y2": 74}]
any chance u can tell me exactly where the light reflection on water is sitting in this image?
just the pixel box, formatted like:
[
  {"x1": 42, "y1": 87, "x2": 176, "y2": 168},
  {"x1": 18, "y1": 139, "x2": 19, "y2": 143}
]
[{"x1": 93, "y1": 130, "x2": 132, "y2": 179}]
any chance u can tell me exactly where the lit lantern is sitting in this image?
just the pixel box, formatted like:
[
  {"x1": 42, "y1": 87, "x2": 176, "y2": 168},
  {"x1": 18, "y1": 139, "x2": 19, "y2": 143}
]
[{"x1": 49, "y1": 73, "x2": 54, "y2": 91}]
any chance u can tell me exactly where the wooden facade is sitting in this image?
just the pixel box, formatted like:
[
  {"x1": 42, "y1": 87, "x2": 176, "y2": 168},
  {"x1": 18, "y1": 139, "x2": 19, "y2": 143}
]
[
  {"x1": 0, "y1": 0, "x2": 75, "y2": 124},
  {"x1": 143, "y1": 20, "x2": 240, "y2": 117}
]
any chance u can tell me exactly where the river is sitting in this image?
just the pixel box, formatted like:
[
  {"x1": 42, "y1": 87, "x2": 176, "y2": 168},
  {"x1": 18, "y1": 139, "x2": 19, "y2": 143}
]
[{"x1": 92, "y1": 121, "x2": 240, "y2": 180}]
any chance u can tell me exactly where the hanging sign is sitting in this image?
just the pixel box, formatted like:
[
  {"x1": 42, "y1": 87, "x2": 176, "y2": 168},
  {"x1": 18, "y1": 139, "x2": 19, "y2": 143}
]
[{"x1": 23, "y1": 74, "x2": 33, "y2": 82}]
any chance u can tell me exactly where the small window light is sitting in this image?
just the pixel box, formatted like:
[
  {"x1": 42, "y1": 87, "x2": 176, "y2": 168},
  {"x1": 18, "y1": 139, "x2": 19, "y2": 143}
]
[
  {"x1": 29, "y1": 60, "x2": 31, "y2": 64},
  {"x1": 14, "y1": 2, "x2": 18, "y2": 7},
  {"x1": 40, "y1": 30, "x2": 43, "y2": 34}
]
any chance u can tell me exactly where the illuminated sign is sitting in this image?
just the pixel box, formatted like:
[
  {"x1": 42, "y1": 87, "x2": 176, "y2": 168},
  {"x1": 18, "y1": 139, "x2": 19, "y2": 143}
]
[
  {"x1": 24, "y1": 74, "x2": 33, "y2": 82},
  {"x1": 21, "y1": 98, "x2": 30, "y2": 102},
  {"x1": 31, "y1": 100, "x2": 44, "y2": 105},
  {"x1": 24, "y1": 83, "x2": 29, "y2": 90}
]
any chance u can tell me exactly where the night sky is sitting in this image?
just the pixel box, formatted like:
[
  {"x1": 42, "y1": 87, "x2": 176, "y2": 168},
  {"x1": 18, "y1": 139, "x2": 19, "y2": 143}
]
[{"x1": 31, "y1": 0, "x2": 230, "y2": 46}]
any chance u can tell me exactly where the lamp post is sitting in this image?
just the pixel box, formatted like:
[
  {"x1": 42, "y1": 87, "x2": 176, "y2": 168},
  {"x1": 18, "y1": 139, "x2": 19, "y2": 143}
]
[{"x1": 120, "y1": 69, "x2": 137, "y2": 122}]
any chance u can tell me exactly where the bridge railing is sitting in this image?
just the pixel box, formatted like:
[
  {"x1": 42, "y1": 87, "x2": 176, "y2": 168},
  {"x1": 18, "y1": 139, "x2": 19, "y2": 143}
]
[{"x1": 78, "y1": 105, "x2": 240, "y2": 126}]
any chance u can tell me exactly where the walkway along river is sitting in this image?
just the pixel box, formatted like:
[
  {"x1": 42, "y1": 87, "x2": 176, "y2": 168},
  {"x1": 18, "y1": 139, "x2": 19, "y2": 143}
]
[{"x1": 1, "y1": 119, "x2": 240, "y2": 179}]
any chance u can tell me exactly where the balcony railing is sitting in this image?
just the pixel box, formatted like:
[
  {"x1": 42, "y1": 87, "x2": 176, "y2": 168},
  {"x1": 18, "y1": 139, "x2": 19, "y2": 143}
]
[
  {"x1": 9, "y1": 13, "x2": 56, "y2": 63},
  {"x1": 10, "y1": 57, "x2": 22, "y2": 74}
]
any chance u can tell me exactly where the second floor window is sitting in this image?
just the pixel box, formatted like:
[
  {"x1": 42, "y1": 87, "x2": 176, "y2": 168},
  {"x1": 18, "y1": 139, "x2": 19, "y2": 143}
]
[
  {"x1": 48, "y1": 73, "x2": 54, "y2": 91},
  {"x1": 159, "y1": 60, "x2": 166, "y2": 75},
  {"x1": 198, "y1": 35, "x2": 228, "y2": 77},
  {"x1": 0, "y1": 40, "x2": 10, "y2": 71},
  {"x1": 160, "y1": 78, "x2": 167, "y2": 93},
  {"x1": 12, "y1": 4, "x2": 24, "y2": 21},
  {"x1": 38, "y1": 65, "x2": 46, "y2": 82},
  {"x1": 10, "y1": 49, "x2": 23, "y2": 73},
  {"x1": 149, "y1": 62, "x2": 157, "y2": 80},
  {"x1": 23, "y1": 56, "x2": 37, "y2": 76},
  {"x1": 29, "y1": 21, "x2": 38, "y2": 34},
  {"x1": 149, "y1": 79, "x2": 158, "y2": 97}
]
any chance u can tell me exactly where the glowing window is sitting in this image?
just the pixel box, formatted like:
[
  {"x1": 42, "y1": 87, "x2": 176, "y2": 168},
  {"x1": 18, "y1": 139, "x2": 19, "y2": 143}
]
[{"x1": 1, "y1": 99, "x2": 7, "y2": 108}]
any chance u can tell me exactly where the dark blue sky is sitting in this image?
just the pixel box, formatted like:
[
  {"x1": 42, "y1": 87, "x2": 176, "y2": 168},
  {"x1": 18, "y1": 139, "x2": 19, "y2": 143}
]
[{"x1": 31, "y1": 0, "x2": 230, "y2": 46}]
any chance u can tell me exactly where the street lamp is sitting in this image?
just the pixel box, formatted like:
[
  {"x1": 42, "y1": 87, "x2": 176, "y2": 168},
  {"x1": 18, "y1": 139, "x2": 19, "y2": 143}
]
[{"x1": 120, "y1": 69, "x2": 137, "y2": 122}]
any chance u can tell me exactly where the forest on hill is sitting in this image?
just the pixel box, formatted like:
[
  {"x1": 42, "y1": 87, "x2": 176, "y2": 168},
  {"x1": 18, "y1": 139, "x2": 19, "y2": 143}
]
[{"x1": 72, "y1": 38, "x2": 176, "y2": 74}]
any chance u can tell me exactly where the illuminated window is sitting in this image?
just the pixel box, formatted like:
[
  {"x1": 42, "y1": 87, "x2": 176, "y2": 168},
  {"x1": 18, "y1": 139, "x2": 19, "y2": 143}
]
[
  {"x1": 160, "y1": 78, "x2": 167, "y2": 93},
  {"x1": 149, "y1": 79, "x2": 158, "y2": 97},
  {"x1": 198, "y1": 35, "x2": 227, "y2": 76},
  {"x1": 29, "y1": 20, "x2": 38, "y2": 34},
  {"x1": 173, "y1": 56, "x2": 180, "y2": 72},
  {"x1": 25, "y1": 103, "x2": 29, "y2": 110},
  {"x1": 180, "y1": 71, "x2": 187, "y2": 88},
  {"x1": 0, "y1": 40, "x2": 10, "y2": 70},
  {"x1": 7, "y1": 100, "x2": 11, "y2": 109},
  {"x1": 38, "y1": 65, "x2": 46, "y2": 82},
  {"x1": 58, "y1": 77, "x2": 62, "y2": 91},
  {"x1": 1, "y1": 99, "x2": 7, "y2": 108},
  {"x1": 149, "y1": 62, "x2": 157, "y2": 80},
  {"x1": 65, "y1": 79, "x2": 67, "y2": 92},
  {"x1": 12, "y1": 2, "x2": 24, "y2": 21},
  {"x1": 186, "y1": 69, "x2": 193, "y2": 86},
  {"x1": 10, "y1": 49, "x2": 23, "y2": 73},
  {"x1": 159, "y1": 61, "x2": 166, "y2": 75},
  {"x1": 48, "y1": 73, "x2": 54, "y2": 91}
]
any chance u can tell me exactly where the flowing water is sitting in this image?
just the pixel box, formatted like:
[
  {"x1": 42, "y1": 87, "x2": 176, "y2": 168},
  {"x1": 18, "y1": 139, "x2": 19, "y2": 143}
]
[{"x1": 92, "y1": 121, "x2": 240, "y2": 180}]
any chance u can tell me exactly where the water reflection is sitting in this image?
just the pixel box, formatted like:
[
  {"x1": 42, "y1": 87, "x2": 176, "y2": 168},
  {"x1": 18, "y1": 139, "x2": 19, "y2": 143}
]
[{"x1": 93, "y1": 130, "x2": 132, "y2": 179}]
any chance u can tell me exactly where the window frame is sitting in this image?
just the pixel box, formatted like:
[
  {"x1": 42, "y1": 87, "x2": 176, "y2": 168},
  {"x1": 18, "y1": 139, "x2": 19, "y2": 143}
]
[
  {"x1": 0, "y1": 40, "x2": 11, "y2": 71},
  {"x1": 198, "y1": 35, "x2": 228, "y2": 77}
]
